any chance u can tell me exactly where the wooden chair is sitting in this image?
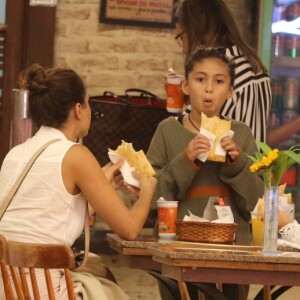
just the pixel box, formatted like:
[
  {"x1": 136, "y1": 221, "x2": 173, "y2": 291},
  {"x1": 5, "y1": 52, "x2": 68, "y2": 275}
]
[{"x1": 0, "y1": 234, "x2": 76, "y2": 300}]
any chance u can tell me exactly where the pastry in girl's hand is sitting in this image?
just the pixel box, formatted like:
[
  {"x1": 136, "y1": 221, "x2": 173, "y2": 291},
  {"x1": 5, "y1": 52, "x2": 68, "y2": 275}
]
[{"x1": 201, "y1": 113, "x2": 232, "y2": 162}]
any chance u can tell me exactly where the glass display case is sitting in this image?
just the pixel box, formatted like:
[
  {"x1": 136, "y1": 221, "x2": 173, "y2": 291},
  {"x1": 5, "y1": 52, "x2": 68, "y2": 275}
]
[
  {"x1": 259, "y1": 0, "x2": 300, "y2": 190},
  {"x1": 270, "y1": 0, "x2": 300, "y2": 148}
]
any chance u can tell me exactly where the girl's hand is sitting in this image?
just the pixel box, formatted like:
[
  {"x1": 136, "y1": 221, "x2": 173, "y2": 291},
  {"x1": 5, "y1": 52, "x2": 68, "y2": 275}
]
[
  {"x1": 185, "y1": 134, "x2": 211, "y2": 162},
  {"x1": 221, "y1": 136, "x2": 240, "y2": 162}
]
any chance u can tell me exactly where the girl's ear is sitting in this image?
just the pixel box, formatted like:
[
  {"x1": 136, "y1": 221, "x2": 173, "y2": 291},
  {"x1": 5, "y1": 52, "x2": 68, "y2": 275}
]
[{"x1": 182, "y1": 80, "x2": 190, "y2": 96}]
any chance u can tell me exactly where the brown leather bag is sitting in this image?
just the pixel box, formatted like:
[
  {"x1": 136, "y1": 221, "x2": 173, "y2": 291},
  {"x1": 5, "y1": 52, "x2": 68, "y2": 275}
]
[{"x1": 83, "y1": 89, "x2": 174, "y2": 166}]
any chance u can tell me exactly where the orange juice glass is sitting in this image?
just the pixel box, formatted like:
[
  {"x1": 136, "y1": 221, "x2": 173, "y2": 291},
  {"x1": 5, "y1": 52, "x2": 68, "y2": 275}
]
[
  {"x1": 157, "y1": 199, "x2": 178, "y2": 239},
  {"x1": 251, "y1": 212, "x2": 264, "y2": 246}
]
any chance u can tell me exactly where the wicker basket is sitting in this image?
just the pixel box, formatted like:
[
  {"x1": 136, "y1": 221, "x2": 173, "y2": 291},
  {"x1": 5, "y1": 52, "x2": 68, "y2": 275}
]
[{"x1": 176, "y1": 220, "x2": 238, "y2": 243}]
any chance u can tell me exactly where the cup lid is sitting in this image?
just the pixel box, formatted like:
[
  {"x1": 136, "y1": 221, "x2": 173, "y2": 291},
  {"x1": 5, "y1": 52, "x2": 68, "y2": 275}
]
[
  {"x1": 157, "y1": 197, "x2": 178, "y2": 207},
  {"x1": 166, "y1": 75, "x2": 184, "y2": 84}
]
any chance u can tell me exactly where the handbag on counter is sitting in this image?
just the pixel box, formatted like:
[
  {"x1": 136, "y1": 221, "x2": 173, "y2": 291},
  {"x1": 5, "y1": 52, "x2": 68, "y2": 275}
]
[{"x1": 83, "y1": 88, "x2": 175, "y2": 166}]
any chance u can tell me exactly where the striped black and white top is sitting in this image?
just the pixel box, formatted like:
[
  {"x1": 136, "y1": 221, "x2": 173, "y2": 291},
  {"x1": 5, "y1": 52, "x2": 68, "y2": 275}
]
[{"x1": 185, "y1": 46, "x2": 272, "y2": 142}]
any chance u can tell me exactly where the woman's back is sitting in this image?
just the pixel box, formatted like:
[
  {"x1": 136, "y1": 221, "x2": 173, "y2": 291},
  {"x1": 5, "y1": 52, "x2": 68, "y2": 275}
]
[{"x1": 0, "y1": 126, "x2": 86, "y2": 245}]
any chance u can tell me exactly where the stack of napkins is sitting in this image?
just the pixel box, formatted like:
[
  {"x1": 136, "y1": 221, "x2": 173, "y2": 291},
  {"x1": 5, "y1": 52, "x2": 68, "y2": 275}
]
[{"x1": 183, "y1": 207, "x2": 234, "y2": 224}]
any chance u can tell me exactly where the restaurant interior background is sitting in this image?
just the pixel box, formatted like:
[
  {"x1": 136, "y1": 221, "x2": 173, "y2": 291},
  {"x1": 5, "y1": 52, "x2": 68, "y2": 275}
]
[
  {"x1": 0, "y1": 0, "x2": 258, "y2": 161},
  {"x1": 1, "y1": 0, "x2": 300, "y2": 216},
  {"x1": 0, "y1": 0, "x2": 300, "y2": 231},
  {"x1": 1, "y1": 0, "x2": 300, "y2": 299}
]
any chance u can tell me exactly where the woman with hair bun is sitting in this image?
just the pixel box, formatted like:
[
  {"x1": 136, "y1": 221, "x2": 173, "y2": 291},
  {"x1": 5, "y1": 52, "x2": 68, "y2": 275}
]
[{"x1": 0, "y1": 64, "x2": 157, "y2": 299}]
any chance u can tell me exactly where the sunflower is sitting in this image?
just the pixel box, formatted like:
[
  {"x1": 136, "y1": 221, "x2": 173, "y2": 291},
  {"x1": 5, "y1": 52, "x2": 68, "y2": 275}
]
[{"x1": 247, "y1": 142, "x2": 300, "y2": 187}]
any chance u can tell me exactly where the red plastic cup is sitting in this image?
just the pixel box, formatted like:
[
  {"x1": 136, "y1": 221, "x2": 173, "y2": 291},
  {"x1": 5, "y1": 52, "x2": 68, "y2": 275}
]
[{"x1": 166, "y1": 75, "x2": 185, "y2": 113}]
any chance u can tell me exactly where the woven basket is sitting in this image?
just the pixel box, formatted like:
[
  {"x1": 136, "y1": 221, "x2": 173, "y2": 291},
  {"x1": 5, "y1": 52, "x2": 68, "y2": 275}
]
[{"x1": 176, "y1": 220, "x2": 238, "y2": 243}]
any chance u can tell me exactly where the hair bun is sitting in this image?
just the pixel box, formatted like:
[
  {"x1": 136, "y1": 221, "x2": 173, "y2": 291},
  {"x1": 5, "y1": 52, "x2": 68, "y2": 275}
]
[{"x1": 18, "y1": 64, "x2": 49, "y2": 92}]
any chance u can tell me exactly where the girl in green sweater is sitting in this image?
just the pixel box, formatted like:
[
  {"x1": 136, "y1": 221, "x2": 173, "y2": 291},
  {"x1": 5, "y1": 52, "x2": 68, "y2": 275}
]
[{"x1": 147, "y1": 47, "x2": 264, "y2": 245}]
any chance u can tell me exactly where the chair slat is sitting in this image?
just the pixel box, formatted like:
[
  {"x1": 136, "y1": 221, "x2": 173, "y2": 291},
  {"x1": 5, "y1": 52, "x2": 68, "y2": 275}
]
[
  {"x1": 10, "y1": 266, "x2": 25, "y2": 300},
  {"x1": 0, "y1": 261, "x2": 14, "y2": 300},
  {"x1": 29, "y1": 268, "x2": 41, "y2": 300},
  {"x1": 44, "y1": 269, "x2": 55, "y2": 300},
  {"x1": 18, "y1": 267, "x2": 31, "y2": 299},
  {"x1": 65, "y1": 269, "x2": 76, "y2": 300}
]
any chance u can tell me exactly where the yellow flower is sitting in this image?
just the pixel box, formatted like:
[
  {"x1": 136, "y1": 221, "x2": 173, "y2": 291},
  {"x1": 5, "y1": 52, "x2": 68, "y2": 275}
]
[
  {"x1": 268, "y1": 149, "x2": 279, "y2": 161},
  {"x1": 250, "y1": 162, "x2": 263, "y2": 172},
  {"x1": 246, "y1": 142, "x2": 300, "y2": 187},
  {"x1": 261, "y1": 156, "x2": 272, "y2": 167}
]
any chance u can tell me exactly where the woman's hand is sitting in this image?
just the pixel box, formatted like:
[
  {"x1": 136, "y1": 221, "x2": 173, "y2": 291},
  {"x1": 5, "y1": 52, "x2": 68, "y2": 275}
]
[
  {"x1": 221, "y1": 136, "x2": 240, "y2": 162},
  {"x1": 125, "y1": 171, "x2": 157, "y2": 198},
  {"x1": 102, "y1": 160, "x2": 124, "y2": 189},
  {"x1": 185, "y1": 134, "x2": 211, "y2": 162}
]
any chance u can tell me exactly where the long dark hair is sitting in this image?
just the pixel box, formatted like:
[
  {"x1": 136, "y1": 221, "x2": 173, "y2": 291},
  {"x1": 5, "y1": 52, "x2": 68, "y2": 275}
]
[
  {"x1": 174, "y1": 0, "x2": 267, "y2": 73},
  {"x1": 18, "y1": 64, "x2": 86, "y2": 128}
]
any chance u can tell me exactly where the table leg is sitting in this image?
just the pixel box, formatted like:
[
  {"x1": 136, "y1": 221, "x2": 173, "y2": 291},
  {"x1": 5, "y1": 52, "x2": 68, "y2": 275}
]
[
  {"x1": 198, "y1": 292, "x2": 205, "y2": 300},
  {"x1": 263, "y1": 285, "x2": 271, "y2": 300},
  {"x1": 178, "y1": 282, "x2": 190, "y2": 300}
]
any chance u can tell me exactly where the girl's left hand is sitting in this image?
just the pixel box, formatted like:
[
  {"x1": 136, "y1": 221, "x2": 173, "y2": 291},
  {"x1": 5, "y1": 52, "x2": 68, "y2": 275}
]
[{"x1": 221, "y1": 136, "x2": 240, "y2": 162}]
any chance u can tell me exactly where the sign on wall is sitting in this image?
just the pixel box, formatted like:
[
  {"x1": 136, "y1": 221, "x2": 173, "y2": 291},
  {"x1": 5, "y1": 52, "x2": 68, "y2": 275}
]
[
  {"x1": 100, "y1": 0, "x2": 176, "y2": 28},
  {"x1": 29, "y1": 0, "x2": 57, "y2": 6}
]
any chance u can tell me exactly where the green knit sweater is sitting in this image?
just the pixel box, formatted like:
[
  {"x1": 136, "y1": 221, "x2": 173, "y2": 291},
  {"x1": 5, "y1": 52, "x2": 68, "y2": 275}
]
[{"x1": 147, "y1": 117, "x2": 264, "y2": 244}]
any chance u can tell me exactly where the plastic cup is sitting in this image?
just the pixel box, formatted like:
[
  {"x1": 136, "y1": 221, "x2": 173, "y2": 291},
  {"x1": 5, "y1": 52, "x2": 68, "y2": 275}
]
[
  {"x1": 157, "y1": 199, "x2": 178, "y2": 239},
  {"x1": 166, "y1": 75, "x2": 185, "y2": 113},
  {"x1": 251, "y1": 212, "x2": 264, "y2": 246}
]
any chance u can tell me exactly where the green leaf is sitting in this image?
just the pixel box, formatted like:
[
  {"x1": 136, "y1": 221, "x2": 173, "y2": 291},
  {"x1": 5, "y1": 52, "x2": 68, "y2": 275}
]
[
  {"x1": 258, "y1": 142, "x2": 272, "y2": 155},
  {"x1": 255, "y1": 152, "x2": 264, "y2": 160},
  {"x1": 284, "y1": 150, "x2": 300, "y2": 164}
]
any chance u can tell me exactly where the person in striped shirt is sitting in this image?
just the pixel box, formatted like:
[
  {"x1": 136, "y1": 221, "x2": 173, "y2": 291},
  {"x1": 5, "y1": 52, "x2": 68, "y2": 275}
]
[{"x1": 173, "y1": 0, "x2": 271, "y2": 143}]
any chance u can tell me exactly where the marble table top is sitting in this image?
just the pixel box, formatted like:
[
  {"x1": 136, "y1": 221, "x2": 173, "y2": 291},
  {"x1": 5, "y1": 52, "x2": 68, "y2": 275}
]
[
  {"x1": 107, "y1": 233, "x2": 300, "y2": 264},
  {"x1": 149, "y1": 243, "x2": 300, "y2": 265}
]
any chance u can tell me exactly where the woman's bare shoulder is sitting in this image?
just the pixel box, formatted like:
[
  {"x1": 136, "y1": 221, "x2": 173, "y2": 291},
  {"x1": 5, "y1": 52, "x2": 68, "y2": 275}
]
[{"x1": 64, "y1": 143, "x2": 100, "y2": 167}]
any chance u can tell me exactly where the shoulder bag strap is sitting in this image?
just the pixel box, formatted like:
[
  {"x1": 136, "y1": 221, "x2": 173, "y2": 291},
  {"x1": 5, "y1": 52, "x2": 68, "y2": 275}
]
[
  {"x1": 0, "y1": 138, "x2": 60, "y2": 220},
  {"x1": 73, "y1": 203, "x2": 90, "y2": 271}
]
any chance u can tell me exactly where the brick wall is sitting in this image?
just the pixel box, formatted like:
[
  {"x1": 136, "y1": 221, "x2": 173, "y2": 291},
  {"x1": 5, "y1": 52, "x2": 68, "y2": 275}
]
[{"x1": 54, "y1": 0, "x2": 256, "y2": 98}]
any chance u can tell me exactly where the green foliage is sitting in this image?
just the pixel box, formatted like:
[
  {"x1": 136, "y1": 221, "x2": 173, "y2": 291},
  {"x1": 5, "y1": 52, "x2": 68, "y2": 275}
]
[{"x1": 247, "y1": 142, "x2": 300, "y2": 186}]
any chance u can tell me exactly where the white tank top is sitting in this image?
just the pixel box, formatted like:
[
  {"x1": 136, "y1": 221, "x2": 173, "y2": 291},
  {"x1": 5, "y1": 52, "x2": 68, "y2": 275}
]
[{"x1": 0, "y1": 126, "x2": 86, "y2": 245}]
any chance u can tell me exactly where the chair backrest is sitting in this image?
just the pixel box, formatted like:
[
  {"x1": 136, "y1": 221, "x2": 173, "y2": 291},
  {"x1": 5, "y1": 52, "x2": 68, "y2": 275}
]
[{"x1": 0, "y1": 234, "x2": 76, "y2": 300}]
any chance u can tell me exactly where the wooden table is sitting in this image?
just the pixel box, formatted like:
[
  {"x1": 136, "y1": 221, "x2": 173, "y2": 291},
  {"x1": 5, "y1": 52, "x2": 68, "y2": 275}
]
[
  {"x1": 107, "y1": 234, "x2": 300, "y2": 299},
  {"x1": 106, "y1": 233, "x2": 162, "y2": 271},
  {"x1": 148, "y1": 241, "x2": 300, "y2": 298}
]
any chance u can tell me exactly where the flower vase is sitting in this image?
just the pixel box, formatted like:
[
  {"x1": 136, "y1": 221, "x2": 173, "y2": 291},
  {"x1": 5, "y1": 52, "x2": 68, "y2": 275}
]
[{"x1": 263, "y1": 184, "x2": 279, "y2": 255}]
